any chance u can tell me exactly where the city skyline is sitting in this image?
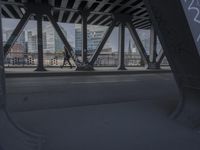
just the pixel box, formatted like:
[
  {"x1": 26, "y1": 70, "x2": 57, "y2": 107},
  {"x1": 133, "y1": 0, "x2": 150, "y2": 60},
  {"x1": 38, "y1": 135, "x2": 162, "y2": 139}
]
[{"x1": 2, "y1": 18, "x2": 151, "y2": 53}]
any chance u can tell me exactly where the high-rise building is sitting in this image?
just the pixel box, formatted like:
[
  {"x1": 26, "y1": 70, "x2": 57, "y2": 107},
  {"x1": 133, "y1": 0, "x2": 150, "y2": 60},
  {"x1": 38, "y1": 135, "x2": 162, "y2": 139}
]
[
  {"x1": 75, "y1": 25, "x2": 112, "y2": 53},
  {"x1": 27, "y1": 24, "x2": 69, "y2": 53},
  {"x1": 27, "y1": 31, "x2": 37, "y2": 53},
  {"x1": 4, "y1": 30, "x2": 26, "y2": 45},
  {"x1": 4, "y1": 30, "x2": 26, "y2": 58},
  {"x1": 43, "y1": 24, "x2": 68, "y2": 53}
]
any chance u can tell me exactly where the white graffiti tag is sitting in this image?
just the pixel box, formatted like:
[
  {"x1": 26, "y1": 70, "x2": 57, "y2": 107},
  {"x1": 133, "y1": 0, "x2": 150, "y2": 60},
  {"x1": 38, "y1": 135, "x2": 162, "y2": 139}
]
[{"x1": 184, "y1": 0, "x2": 200, "y2": 42}]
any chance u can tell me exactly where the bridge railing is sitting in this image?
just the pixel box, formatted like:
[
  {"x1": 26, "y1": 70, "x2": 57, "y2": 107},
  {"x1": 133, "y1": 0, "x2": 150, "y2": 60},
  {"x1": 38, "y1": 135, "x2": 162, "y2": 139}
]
[{"x1": 4, "y1": 52, "x2": 169, "y2": 68}]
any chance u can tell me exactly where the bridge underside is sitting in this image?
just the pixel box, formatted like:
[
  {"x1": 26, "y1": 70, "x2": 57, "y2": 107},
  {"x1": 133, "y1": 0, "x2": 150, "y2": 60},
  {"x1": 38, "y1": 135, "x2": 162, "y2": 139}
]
[
  {"x1": 0, "y1": 0, "x2": 200, "y2": 149},
  {"x1": 0, "y1": 0, "x2": 151, "y2": 28}
]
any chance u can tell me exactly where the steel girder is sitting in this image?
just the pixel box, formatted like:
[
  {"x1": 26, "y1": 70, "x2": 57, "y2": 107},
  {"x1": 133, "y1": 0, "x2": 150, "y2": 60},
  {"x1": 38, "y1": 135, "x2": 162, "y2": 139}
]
[{"x1": 0, "y1": 0, "x2": 150, "y2": 29}]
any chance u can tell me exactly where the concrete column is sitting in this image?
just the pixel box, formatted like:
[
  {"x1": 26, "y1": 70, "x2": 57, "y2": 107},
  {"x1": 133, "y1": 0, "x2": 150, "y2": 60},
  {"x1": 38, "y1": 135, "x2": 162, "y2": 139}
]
[
  {"x1": 0, "y1": 1, "x2": 6, "y2": 106},
  {"x1": 148, "y1": 25, "x2": 160, "y2": 69},
  {"x1": 144, "y1": 0, "x2": 200, "y2": 127},
  {"x1": 35, "y1": 15, "x2": 46, "y2": 71},
  {"x1": 81, "y1": 10, "x2": 88, "y2": 64},
  {"x1": 118, "y1": 23, "x2": 126, "y2": 70}
]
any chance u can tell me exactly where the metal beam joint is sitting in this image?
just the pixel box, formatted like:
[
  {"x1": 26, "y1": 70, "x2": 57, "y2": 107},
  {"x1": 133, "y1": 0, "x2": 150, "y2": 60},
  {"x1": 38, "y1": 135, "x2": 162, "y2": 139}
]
[{"x1": 112, "y1": 14, "x2": 132, "y2": 24}]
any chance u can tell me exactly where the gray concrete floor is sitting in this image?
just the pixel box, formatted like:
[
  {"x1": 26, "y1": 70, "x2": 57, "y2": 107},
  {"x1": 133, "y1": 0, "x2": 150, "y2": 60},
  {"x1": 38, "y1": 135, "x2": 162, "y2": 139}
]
[
  {"x1": 5, "y1": 73, "x2": 200, "y2": 150},
  {"x1": 5, "y1": 66, "x2": 170, "y2": 73}
]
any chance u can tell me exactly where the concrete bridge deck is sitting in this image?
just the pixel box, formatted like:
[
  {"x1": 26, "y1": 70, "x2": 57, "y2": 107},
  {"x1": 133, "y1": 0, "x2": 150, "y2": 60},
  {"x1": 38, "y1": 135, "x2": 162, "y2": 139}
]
[
  {"x1": 5, "y1": 66, "x2": 171, "y2": 78},
  {"x1": 4, "y1": 73, "x2": 200, "y2": 150}
]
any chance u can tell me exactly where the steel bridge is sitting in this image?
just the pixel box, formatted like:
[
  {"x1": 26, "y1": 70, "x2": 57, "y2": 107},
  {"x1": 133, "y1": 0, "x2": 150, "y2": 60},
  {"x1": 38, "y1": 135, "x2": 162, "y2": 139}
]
[{"x1": 0, "y1": 0, "x2": 200, "y2": 150}]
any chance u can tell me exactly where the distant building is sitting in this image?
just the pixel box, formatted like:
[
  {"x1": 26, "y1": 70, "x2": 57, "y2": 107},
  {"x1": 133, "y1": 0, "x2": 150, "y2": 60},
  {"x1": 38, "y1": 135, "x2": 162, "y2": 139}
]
[
  {"x1": 27, "y1": 31, "x2": 37, "y2": 53},
  {"x1": 75, "y1": 25, "x2": 112, "y2": 54},
  {"x1": 4, "y1": 30, "x2": 26, "y2": 45},
  {"x1": 27, "y1": 24, "x2": 69, "y2": 53},
  {"x1": 4, "y1": 30, "x2": 26, "y2": 59}
]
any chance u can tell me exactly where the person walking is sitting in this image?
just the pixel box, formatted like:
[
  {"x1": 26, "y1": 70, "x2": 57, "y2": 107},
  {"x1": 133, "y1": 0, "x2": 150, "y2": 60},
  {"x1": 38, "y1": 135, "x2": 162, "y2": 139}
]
[{"x1": 61, "y1": 46, "x2": 73, "y2": 69}]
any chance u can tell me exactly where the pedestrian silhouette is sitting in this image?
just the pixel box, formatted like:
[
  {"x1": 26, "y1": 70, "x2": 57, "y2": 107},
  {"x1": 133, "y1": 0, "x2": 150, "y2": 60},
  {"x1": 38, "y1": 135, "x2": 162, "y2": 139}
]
[{"x1": 61, "y1": 46, "x2": 73, "y2": 69}]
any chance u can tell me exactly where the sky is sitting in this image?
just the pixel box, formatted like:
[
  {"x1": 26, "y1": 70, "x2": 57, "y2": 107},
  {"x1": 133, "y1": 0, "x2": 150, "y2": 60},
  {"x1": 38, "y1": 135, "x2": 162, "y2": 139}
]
[{"x1": 2, "y1": 18, "x2": 150, "y2": 52}]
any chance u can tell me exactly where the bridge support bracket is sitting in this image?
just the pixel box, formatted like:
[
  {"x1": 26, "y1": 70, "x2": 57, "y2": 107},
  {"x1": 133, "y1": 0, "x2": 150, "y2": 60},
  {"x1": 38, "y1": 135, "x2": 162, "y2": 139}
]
[
  {"x1": 75, "y1": 63, "x2": 94, "y2": 71},
  {"x1": 147, "y1": 62, "x2": 160, "y2": 69}
]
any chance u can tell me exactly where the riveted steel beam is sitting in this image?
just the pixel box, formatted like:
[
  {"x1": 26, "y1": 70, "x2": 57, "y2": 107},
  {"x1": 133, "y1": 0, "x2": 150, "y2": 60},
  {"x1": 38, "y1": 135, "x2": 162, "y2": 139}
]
[
  {"x1": 3, "y1": 11, "x2": 31, "y2": 57},
  {"x1": 126, "y1": 21, "x2": 150, "y2": 65},
  {"x1": 89, "y1": 20, "x2": 116, "y2": 65}
]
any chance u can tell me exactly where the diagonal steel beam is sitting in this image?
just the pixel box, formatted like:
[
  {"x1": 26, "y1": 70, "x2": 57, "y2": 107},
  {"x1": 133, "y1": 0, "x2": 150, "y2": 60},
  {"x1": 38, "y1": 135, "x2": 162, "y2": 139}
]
[
  {"x1": 156, "y1": 48, "x2": 165, "y2": 65},
  {"x1": 4, "y1": 11, "x2": 31, "y2": 57},
  {"x1": 89, "y1": 20, "x2": 116, "y2": 65},
  {"x1": 46, "y1": 11, "x2": 78, "y2": 66},
  {"x1": 126, "y1": 21, "x2": 150, "y2": 64}
]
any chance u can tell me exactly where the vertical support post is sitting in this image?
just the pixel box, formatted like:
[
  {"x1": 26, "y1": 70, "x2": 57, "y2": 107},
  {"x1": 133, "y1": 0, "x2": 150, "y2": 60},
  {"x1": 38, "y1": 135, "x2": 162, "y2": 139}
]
[
  {"x1": 35, "y1": 15, "x2": 46, "y2": 71},
  {"x1": 148, "y1": 25, "x2": 160, "y2": 69},
  {"x1": 149, "y1": 25, "x2": 157, "y2": 63},
  {"x1": 118, "y1": 23, "x2": 126, "y2": 70},
  {"x1": 0, "y1": 0, "x2": 6, "y2": 106},
  {"x1": 81, "y1": 10, "x2": 88, "y2": 64}
]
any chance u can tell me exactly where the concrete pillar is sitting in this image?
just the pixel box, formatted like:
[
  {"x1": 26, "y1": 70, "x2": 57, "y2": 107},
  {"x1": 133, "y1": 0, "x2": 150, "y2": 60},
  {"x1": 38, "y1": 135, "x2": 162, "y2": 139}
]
[
  {"x1": 35, "y1": 15, "x2": 46, "y2": 71},
  {"x1": 144, "y1": 0, "x2": 200, "y2": 127},
  {"x1": 118, "y1": 23, "x2": 126, "y2": 70},
  {"x1": 148, "y1": 25, "x2": 160, "y2": 69},
  {"x1": 0, "y1": 1, "x2": 6, "y2": 106}
]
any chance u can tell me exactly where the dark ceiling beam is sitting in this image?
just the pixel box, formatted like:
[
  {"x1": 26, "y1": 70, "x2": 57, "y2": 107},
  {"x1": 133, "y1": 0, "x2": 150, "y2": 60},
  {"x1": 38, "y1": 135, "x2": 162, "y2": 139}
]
[
  {"x1": 8, "y1": 0, "x2": 23, "y2": 18},
  {"x1": 1, "y1": 5, "x2": 14, "y2": 18},
  {"x1": 87, "y1": 0, "x2": 110, "y2": 22},
  {"x1": 75, "y1": 1, "x2": 94, "y2": 24},
  {"x1": 97, "y1": 1, "x2": 145, "y2": 26},
  {"x1": 134, "y1": 21, "x2": 151, "y2": 29},
  {"x1": 67, "y1": 0, "x2": 82, "y2": 23},
  {"x1": 90, "y1": 0, "x2": 125, "y2": 25},
  {"x1": 58, "y1": 0, "x2": 68, "y2": 22}
]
